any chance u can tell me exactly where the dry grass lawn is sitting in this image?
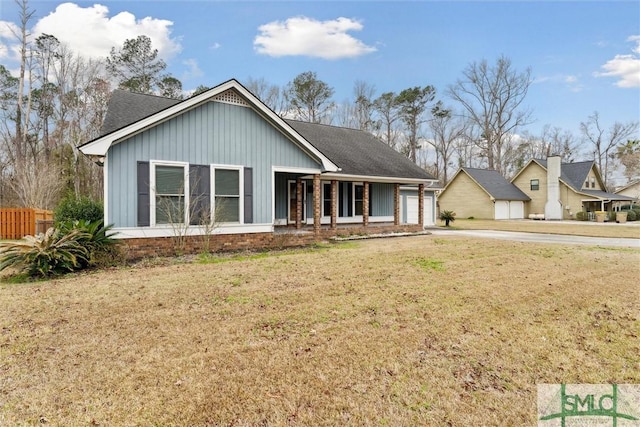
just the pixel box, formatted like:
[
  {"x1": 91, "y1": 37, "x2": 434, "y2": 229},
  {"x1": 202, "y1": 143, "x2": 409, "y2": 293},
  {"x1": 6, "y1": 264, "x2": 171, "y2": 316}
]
[
  {"x1": 1, "y1": 236, "x2": 639, "y2": 426},
  {"x1": 445, "y1": 218, "x2": 640, "y2": 239}
]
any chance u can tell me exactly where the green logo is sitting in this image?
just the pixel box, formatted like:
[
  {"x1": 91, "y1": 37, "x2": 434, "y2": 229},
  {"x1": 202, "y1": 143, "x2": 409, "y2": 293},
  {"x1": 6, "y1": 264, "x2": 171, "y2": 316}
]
[{"x1": 538, "y1": 384, "x2": 640, "y2": 426}]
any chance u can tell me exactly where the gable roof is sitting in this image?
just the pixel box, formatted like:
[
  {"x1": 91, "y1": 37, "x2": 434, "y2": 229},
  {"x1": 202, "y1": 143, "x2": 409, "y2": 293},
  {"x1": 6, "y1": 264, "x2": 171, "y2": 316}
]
[
  {"x1": 460, "y1": 168, "x2": 531, "y2": 201},
  {"x1": 616, "y1": 179, "x2": 640, "y2": 194},
  {"x1": 81, "y1": 80, "x2": 435, "y2": 183},
  {"x1": 285, "y1": 120, "x2": 433, "y2": 181},
  {"x1": 79, "y1": 79, "x2": 338, "y2": 172},
  {"x1": 441, "y1": 167, "x2": 530, "y2": 201}
]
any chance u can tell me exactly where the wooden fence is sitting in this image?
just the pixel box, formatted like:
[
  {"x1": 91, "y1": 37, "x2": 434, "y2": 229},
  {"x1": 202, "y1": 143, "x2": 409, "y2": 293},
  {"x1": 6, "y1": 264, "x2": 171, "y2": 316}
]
[{"x1": 0, "y1": 208, "x2": 54, "y2": 240}]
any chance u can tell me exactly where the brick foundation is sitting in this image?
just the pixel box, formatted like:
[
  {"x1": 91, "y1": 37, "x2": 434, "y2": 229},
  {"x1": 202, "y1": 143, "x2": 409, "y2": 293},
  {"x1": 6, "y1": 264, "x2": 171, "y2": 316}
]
[{"x1": 121, "y1": 223, "x2": 424, "y2": 260}]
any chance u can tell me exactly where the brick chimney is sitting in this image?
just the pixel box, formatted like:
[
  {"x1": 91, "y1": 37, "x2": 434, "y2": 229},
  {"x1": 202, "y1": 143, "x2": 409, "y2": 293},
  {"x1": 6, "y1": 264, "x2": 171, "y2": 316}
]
[{"x1": 544, "y1": 155, "x2": 563, "y2": 220}]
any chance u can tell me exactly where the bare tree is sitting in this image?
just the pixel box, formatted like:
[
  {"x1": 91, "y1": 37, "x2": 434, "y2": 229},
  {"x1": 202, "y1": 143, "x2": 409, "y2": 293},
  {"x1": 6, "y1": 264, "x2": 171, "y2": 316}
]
[
  {"x1": 372, "y1": 92, "x2": 400, "y2": 149},
  {"x1": 9, "y1": 156, "x2": 63, "y2": 209},
  {"x1": 616, "y1": 139, "x2": 640, "y2": 182},
  {"x1": 244, "y1": 77, "x2": 287, "y2": 116},
  {"x1": 448, "y1": 55, "x2": 533, "y2": 175},
  {"x1": 580, "y1": 112, "x2": 639, "y2": 189},
  {"x1": 427, "y1": 103, "x2": 467, "y2": 183}
]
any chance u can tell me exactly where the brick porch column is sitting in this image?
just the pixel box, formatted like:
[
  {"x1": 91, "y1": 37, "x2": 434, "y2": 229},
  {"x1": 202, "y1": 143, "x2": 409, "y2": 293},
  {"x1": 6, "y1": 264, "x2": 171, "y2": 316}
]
[
  {"x1": 418, "y1": 183, "x2": 424, "y2": 228},
  {"x1": 331, "y1": 180, "x2": 337, "y2": 230},
  {"x1": 363, "y1": 181, "x2": 369, "y2": 227},
  {"x1": 313, "y1": 174, "x2": 321, "y2": 234},
  {"x1": 394, "y1": 183, "x2": 400, "y2": 226},
  {"x1": 296, "y1": 178, "x2": 302, "y2": 229}
]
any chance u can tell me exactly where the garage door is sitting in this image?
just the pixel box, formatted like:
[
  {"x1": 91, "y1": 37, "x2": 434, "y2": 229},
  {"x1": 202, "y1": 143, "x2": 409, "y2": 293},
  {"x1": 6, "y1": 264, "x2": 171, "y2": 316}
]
[
  {"x1": 424, "y1": 196, "x2": 433, "y2": 225},
  {"x1": 494, "y1": 201, "x2": 510, "y2": 220},
  {"x1": 509, "y1": 201, "x2": 524, "y2": 219}
]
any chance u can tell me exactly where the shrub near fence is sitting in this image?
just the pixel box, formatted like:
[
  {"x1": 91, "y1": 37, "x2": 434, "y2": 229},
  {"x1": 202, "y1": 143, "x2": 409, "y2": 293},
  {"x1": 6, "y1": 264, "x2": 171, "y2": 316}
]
[{"x1": 0, "y1": 208, "x2": 54, "y2": 240}]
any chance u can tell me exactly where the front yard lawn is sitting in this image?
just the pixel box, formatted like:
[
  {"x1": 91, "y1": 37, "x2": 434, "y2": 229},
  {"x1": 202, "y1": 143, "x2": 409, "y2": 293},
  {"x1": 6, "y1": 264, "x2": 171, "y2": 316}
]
[{"x1": 1, "y1": 236, "x2": 638, "y2": 425}]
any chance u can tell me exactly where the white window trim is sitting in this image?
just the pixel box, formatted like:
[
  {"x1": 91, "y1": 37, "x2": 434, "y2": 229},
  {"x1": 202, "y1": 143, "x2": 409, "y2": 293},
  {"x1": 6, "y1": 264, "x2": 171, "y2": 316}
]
[
  {"x1": 150, "y1": 160, "x2": 189, "y2": 227},
  {"x1": 321, "y1": 181, "x2": 332, "y2": 218},
  {"x1": 353, "y1": 182, "x2": 364, "y2": 217},
  {"x1": 211, "y1": 164, "x2": 244, "y2": 225}
]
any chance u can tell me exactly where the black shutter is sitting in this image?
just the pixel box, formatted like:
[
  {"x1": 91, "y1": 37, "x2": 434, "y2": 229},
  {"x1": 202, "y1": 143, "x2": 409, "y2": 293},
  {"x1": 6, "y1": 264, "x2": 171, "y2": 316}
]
[
  {"x1": 244, "y1": 167, "x2": 253, "y2": 224},
  {"x1": 137, "y1": 161, "x2": 150, "y2": 226},
  {"x1": 189, "y1": 164, "x2": 211, "y2": 225}
]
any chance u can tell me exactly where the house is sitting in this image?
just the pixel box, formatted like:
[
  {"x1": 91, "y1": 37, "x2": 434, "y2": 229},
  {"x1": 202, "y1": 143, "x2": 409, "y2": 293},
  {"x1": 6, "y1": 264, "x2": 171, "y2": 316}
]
[
  {"x1": 511, "y1": 156, "x2": 634, "y2": 219},
  {"x1": 438, "y1": 168, "x2": 531, "y2": 220},
  {"x1": 79, "y1": 79, "x2": 437, "y2": 256},
  {"x1": 615, "y1": 180, "x2": 640, "y2": 206},
  {"x1": 438, "y1": 156, "x2": 633, "y2": 221}
]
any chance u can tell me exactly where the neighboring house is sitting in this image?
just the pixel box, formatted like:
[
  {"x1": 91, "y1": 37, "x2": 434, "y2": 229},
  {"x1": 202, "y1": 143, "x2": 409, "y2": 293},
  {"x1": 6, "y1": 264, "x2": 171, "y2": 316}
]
[
  {"x1": 615, "y1": 180, "x2": 640, "y2": 206},
  {"x1": 512, "y1": 156, "x2": 633, "y2": 219},
  {"x1": 79, "y1": 79, "x2": 437, "y2": 255},
  {"x1": 438, "y1": 168, "x2": 530, "y2": 219}
]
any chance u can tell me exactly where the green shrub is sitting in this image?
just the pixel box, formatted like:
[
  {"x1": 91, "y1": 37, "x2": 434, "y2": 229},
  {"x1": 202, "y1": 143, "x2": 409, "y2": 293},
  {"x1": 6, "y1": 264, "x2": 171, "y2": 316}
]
[
  {"x1": 439, "y1": 210, "x2": 456, "y2": 226},
  {"x1": 59, "y1": 220, "x2": 119, "y2": 267},
  {"x1": 575, "y1": 211, "x2": 588, "y2": 221},
  {"x1": 54, "y1": 195, "x2": 103, "y2": 225},
  {"x1": 626, "y1": 210, "x2": 637, "y2": 221},
  {"x1": 632, "y1": 208, "x2": 640, "y2": 220},
  {"x1": 607, "y1": 211, "x2": 616, "y2": 222},
  {"x1": 0, "y1": 228, "x2": 89, "y2": 277}
]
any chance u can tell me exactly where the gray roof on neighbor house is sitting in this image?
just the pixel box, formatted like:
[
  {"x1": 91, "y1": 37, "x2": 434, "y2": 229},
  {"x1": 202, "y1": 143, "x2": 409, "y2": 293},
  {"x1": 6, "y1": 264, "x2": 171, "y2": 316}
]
[
  {"x1": 534, "y1": 159, "x2": 631, "y2": 200},
  {"x1": 534, "y1": 159, "x2": 594, "y2": 191},
  {"x1": 463, "y1": 168, "x2": 531, "y2": 201},
  {"x1": 98, "y1": 89, "x2": 434, "y2": 181},
  {"x1": 285, "y1": 120, "x2": 433, "y2": 180}
]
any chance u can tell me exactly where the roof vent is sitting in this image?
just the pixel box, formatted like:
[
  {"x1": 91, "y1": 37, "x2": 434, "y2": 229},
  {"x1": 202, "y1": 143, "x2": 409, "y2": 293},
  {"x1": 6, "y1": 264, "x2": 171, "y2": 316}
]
[{"x1": 212, "y1": 89, "x2": 249, "y2": 107}]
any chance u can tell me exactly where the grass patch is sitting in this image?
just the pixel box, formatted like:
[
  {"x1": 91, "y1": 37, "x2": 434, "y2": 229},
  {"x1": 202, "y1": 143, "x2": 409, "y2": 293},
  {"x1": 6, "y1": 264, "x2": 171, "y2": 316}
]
[
  {"x1": 0, "y1": 235, "x2": 638, "y2": 425},
  {"x1": 413, "y1": 258, "x2": 445, "y2": 271}
]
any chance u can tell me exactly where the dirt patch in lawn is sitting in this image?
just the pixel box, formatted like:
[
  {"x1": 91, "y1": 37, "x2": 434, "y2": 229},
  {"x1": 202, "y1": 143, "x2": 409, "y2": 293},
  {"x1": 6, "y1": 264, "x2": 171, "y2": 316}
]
[
  {"x1": 1, "y1": 237, "x2": 638, "y2": 425},
  {"x1": 443, "y1": 218, "x2": 640, "y2": 239}
]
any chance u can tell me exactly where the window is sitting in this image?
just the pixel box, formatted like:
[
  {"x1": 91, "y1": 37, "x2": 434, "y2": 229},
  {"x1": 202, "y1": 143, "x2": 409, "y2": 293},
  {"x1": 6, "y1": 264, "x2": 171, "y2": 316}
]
[
  {"x1": 354, "y1": 184, "x2": 364, "y2": 216},
  {"x1": 322, "y1": 182, "x2": 332, "y2": 217},
  {"x1": 530, "y1": 179, "x2": 539, "y2": 191},
  {"x1": 154, "y1": 164, "x2": 187, "y2": 224},
  {"x1": 214, "y1": 168, "x2": 241, "y2": 222},
  {"x1": 590, "y1": 177, "x2": 595, "y2": 188}
]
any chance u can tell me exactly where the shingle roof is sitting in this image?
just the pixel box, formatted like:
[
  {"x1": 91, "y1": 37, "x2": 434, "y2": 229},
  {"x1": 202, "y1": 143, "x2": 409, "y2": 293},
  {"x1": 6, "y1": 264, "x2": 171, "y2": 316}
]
[
  {"x1": 463, "y1": 168, "x2": 531, "y2": 201},
  {"x1": 534, "y1": 159, "x2": 594, "y2": 192},
  {"x1": 101, "y1": 90, "x2": 181, "y2": 136},
  {"x1": 98, "y1": 89, "x2": 434, "y2": 181},
  {"x1": 285, "y1": 120, "x2": 434, "y2": 180}
]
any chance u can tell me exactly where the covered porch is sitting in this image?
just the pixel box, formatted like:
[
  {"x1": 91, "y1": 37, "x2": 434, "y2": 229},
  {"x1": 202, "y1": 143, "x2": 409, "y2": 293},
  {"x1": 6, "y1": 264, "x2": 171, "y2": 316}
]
[{"x1": 273, "y1": 171, "x2": 428, "y2": 235}]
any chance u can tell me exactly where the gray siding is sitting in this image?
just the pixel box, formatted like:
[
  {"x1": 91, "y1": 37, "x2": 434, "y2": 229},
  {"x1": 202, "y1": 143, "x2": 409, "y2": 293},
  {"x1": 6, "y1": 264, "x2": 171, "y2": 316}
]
[{"x1": 108, "y1": 101, "x2": 321, "y2": 227}]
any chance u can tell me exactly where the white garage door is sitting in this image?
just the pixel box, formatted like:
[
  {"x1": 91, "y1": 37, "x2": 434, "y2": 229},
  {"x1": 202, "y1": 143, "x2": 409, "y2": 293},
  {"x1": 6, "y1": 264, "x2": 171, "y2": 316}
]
[
  {"x1": 406, "y1": 196, "x2": 419, "y2": 224},
  {"x1": 495, "y1": 201, "x2": 510, "y2": 220},
  {"x1": 424, "y1": 196, "x2": 433, "y2": 226},
  {"x1": 509, "y1": 201, "x2": 524, "y2": 219}
]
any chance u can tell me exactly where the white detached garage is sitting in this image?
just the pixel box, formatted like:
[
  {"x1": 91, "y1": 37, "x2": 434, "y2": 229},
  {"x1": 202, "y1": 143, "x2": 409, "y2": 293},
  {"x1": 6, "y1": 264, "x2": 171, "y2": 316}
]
[{"x1": 438, "y1": 168, "x2": 531, "y2": 220}]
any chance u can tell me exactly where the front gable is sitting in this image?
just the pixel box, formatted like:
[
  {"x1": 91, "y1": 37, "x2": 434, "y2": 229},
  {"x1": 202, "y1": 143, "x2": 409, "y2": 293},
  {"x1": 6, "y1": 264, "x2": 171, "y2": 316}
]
[{"x1": 438, "y1": 169, "x2": 494, "y2": 219}]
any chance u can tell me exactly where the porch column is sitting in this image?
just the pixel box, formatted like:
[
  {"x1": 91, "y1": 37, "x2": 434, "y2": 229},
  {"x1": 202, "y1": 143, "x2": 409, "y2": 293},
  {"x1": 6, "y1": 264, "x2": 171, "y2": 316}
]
[
  {"x1": 313, "y1": 174, "x2": 321, "y2": 234},
  {"x1": 363, "y1": 181, "x2": 369, "y2": 227},
  {"x1": 296, "y1": 178, "x2": 302, "y2": 229},
  {"x1": 394, "y1": 183, "x2": 400, "y2": 226},
  {"x1": 418, "y1": 183, "x2": 424, "y2": 228},
  {"x1": 331, "y1": 180, "x2": 337, "y2": 230}
]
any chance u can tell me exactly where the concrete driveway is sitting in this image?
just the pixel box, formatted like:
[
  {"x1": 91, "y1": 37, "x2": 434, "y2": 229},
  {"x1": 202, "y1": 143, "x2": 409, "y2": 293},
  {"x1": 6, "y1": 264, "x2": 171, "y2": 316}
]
[{"x1": 430, "y1": 229, "x2": 640, "y2": 248}]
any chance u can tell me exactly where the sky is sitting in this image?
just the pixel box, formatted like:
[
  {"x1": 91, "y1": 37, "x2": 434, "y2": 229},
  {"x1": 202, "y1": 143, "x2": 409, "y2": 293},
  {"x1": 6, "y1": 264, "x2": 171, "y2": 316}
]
[{"x1": 0, "y1": 0, "x2": 639, "y2": 140}]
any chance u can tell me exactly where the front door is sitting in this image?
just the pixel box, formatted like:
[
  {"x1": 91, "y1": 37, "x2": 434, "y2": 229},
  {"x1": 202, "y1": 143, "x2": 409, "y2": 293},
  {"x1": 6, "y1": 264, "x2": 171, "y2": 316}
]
[{"x1": 288, "y1": 180, "x2": 306, "y2": 223}]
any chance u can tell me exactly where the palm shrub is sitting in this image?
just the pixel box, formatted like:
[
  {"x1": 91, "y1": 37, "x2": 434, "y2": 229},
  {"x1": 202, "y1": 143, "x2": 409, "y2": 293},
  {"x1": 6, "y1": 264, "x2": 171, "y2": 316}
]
[
  {"x1": 0, "y1": 228, "x2": 89, "y2": 278},
  {"x1": 59, "y1": 220, "x2": 120, "y2": 267},
  {"x1": 439, "y1": 210, "x2": 456, "y2": 226}
]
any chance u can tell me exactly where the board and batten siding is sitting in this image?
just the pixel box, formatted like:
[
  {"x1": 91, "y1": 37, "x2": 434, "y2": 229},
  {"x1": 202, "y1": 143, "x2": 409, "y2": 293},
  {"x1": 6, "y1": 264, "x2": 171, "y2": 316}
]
[{"x1": 107, "y1": 101, "x2": 321, "y2": 227}]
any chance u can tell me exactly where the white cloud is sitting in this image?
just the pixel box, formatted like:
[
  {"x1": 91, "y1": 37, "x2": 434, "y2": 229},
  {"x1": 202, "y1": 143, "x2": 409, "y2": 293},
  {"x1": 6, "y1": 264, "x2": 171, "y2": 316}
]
[
  {"x1": 595, "y1": 35, "x2": 640, "y2": 88},
  {"x1": 181, "y1": 58, "x2": 203, "y2": 80},
  {"x1": 533, "y1": 74, "x2": 583, "y2": 92},
  {"x1": 31, "y1": 3, "x2": 181, "y2": 60},
  {"x1": 254, "y1": 16, "x2": 376, "y2": 60},
  {"x1": 210, "y1": 42, "x2": 221, "y2": 50}
]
